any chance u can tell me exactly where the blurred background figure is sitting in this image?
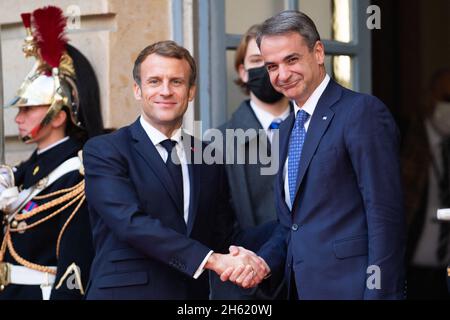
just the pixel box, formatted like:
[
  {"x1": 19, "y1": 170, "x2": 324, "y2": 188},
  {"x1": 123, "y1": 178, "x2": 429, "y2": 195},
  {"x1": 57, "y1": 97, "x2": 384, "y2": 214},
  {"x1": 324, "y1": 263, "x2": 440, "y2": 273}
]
[
  {"x1": 402, "y1": 67, "x2": 450, "y2": 299},
  {"x1": 0, "y1": 6, "x2": 103, "y2": 300},
  {"x1": 211, "y1": 24, "x2": 291, "y2": 300}
]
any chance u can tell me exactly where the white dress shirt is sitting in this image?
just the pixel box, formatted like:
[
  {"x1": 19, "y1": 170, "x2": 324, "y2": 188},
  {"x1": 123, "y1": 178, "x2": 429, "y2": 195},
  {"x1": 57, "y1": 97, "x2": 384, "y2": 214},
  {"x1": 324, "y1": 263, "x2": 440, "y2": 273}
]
[
  {"x1": 140, "y1": 116, "x2": 190, "y2": 224},
  {"x1": 283, "y1": 74, "x2": 330, "y2": 209},
  {"x1": 139, "y1": 116, "x2": 210, "y2": 278},
  {"x1": 249, "y1": 100, "x2": 290, "y2": 143}
]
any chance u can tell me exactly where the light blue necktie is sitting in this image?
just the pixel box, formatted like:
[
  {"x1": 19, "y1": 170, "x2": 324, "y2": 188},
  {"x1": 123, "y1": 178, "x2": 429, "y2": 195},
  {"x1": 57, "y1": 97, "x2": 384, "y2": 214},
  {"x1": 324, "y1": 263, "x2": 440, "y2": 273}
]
[{"x1": 287, "y1": 110, "x2": 309, "y2": 204}]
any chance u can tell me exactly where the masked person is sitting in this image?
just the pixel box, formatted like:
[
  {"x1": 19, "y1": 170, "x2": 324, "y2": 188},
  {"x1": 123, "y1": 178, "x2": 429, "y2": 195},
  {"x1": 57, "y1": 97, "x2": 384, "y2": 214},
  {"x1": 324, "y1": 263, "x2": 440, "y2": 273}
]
[
  {"x1": 211, "y1": 24, "x2": 291, "y2": 300},
  {"x1": 0, "y1": 6, "x2": 103, "y2": 300},
  {"x1": 403, "y1": 68, "x2": 450, "y2": 299}
]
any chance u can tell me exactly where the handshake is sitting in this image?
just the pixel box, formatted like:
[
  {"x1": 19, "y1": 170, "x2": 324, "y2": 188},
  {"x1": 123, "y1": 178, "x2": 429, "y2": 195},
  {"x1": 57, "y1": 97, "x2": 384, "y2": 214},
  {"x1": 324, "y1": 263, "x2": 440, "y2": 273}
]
[{"x1": 205, "y1": 245, "x2": 270, "y2": 289}]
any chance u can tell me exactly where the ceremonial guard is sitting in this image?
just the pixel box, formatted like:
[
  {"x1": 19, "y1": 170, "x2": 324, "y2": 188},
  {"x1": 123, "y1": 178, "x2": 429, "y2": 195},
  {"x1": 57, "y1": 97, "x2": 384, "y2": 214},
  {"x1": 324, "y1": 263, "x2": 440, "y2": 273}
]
[{"x1": 0, "y1": 6, "x2": 103, "y2": 300}]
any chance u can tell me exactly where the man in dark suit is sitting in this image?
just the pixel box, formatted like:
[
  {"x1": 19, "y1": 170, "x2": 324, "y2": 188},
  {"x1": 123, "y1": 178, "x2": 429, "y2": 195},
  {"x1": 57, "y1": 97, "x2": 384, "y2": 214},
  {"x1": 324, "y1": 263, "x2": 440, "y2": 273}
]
[
  {"x1": 225, "y1": 10, "x2": 406, "y2": 299},
  {"x1": 83, "y1": 41, "x2": 268, "y2": 299}
]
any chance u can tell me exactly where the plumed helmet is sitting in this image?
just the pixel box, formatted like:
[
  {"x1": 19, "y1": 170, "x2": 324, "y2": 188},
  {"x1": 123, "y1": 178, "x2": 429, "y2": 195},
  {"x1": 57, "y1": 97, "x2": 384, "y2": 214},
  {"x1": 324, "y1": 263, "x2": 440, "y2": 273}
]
[{"x1": 5, "y1": 6, "x2": 103, "y2": 141}]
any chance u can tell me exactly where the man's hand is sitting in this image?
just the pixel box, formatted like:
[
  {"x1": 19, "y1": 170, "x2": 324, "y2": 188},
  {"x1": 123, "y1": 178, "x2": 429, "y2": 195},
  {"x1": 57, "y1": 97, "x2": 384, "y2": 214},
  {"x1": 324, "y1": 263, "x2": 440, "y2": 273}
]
[
  {"x1": 223, "y1": 245, "x2": 270, "y2": 288},
  {"x1": 205, "y1": 246, "x2": 270, "y2": 289}
]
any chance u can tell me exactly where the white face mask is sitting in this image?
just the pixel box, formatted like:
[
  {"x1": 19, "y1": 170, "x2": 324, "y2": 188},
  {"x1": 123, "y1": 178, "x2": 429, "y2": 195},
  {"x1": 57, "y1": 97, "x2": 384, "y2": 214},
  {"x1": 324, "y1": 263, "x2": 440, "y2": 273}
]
[{"x1": 431, "y1": 101, "x2": 450, "y2": 136}]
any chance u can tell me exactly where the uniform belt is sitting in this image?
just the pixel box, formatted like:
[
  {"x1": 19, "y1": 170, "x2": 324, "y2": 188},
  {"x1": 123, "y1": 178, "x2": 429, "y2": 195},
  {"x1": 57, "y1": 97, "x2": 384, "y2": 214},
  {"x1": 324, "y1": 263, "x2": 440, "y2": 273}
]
[
  {"x1": 9, "y1": 264, "x2": 56, "y2": 285},
  {"x1": 0, "y1": 263, "x2": 56, "y2": 300}
]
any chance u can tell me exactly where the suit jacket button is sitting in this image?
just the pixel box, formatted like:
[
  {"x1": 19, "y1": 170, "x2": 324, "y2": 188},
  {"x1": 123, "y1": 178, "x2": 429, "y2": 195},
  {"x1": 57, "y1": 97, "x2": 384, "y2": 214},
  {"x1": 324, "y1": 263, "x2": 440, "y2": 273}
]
[{"x1": 291, "y1": 224, "x2": 299, "y2": 231}]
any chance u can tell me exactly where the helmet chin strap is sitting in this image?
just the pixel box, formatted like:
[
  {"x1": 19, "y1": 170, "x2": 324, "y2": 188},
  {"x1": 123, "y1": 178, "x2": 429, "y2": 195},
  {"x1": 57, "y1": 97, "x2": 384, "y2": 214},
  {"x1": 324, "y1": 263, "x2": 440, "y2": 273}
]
[
  {"x1": 21, "y1": 123, "x2": 42, "y2": 143},
  {"x1": 21, "y1": 107, "x2": 57, "y2": 143}
]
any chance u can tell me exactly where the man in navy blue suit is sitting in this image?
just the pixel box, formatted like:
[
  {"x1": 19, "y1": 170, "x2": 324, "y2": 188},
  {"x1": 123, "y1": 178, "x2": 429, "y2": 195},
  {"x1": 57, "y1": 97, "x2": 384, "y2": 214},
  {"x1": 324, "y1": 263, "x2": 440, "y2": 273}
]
[
  {"x1": 225, "y1": 10, "x2": 406, "y2": 299},
  {"x1": 82, "y1": 41, "x2": 268, "y2": 299}
]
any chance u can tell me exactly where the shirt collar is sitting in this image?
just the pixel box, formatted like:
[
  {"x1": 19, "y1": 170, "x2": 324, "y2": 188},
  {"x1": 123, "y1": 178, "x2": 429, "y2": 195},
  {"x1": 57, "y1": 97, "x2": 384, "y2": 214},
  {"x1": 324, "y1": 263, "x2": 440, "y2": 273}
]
[
  {"x1": 249, "y1": 100, "x2": 290, "y2": 130},
  {"x1": 37, "y1": 136, "x2": 70, "y2": 155},
  {"x1": 293, "y1": 74, "x2": 330, "y2": 117},
  {"x1": 139, "y1": 115, "x2": 183, "y2": 146}
]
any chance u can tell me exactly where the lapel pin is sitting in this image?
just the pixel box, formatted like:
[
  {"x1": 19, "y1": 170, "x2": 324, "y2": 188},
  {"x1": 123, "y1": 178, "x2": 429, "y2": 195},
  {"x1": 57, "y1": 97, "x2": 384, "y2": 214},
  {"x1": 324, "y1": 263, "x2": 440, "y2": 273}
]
[{"x1": 322, "y1": 116, "x2": 327, "y2": 121}]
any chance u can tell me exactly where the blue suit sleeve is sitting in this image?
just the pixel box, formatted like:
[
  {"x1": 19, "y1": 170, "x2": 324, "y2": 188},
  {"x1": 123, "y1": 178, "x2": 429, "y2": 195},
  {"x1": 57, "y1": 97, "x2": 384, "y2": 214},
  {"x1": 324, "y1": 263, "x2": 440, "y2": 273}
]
[
  {"x1": 344, "y1": 95, "x2": 406, "y2": 299},
  {"x1": 258, "y1": 219, "x2": 289, "y2": 289}
]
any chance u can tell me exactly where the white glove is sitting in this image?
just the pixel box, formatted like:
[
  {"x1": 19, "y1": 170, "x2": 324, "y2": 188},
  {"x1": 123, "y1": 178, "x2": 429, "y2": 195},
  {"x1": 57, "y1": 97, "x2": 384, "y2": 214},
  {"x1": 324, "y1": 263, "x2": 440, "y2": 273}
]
[
  {"x1": 0, "y1": 165, "x2": 19, "y2": 211},
  {"x1": 437, "y1": 208, "x2": 450, "y2": 221},
  {"x1": 0, "y1": 165, "x2": 15, "y2": 189}
]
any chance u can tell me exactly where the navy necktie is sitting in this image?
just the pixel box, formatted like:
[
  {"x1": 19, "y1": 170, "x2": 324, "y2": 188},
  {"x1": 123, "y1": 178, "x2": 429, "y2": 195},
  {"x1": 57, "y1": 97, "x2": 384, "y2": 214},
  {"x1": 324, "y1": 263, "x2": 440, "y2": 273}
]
[
  {"x1": 287, "y1": 110, "x2": 309, "y2": 206},
  {"x1": 160, "y1": 139, "x2": 184, "y2": 211}
]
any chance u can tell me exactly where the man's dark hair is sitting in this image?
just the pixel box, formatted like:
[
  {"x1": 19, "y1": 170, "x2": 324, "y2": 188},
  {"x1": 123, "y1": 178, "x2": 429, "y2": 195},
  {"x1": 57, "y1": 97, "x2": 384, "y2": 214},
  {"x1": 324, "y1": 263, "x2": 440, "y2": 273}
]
[
  {"x1": 256, "y1": 10, "x2": 321, "y2": 51},
  {"x1": 133, "y1": 40, "x2": 197, "y2": 87}
]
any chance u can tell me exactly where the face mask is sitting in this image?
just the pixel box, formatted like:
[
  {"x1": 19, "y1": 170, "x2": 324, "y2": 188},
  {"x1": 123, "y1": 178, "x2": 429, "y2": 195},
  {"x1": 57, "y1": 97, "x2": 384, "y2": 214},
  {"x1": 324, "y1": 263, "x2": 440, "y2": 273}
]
[
  {"x1": 431, "y1": 101, "x2": 450, "y2": 136},
  {"x1": 246, "y1": 66, "x2": 284, "y2": 103}
]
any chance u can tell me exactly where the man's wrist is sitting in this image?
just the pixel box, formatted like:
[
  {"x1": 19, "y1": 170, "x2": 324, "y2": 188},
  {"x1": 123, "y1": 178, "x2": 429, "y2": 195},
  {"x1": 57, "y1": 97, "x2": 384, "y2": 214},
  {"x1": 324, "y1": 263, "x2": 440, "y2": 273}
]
[
  {"x1": 205, "y1": 252, "x2": 219, "y2": 271},
  {"x1": 193, "y1": 250, "x2": 214, "y2": 279}
]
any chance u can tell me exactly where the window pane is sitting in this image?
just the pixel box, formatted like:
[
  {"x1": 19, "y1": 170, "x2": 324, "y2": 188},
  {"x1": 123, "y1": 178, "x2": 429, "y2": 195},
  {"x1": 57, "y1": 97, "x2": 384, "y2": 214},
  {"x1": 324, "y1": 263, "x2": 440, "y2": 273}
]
[
  {"x1": 225, "y1": 0, "x2": 285, "y2": 34},
  {"x1": 326, "y1": 55, "x2": 353, "y2": 89},
  {"x1": 298, "y1": 0, "x2": 352, "y2": 42},
  {"x1": 332, "y1": 0, "x2": 352, "y2": 42}
]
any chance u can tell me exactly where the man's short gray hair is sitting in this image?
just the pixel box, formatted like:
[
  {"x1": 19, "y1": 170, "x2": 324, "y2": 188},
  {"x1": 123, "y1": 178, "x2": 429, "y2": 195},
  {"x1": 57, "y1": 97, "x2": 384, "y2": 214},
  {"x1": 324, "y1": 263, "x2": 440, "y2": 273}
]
[{"x1": 256, "y1": 10, "x2": 321, "y2": 51}]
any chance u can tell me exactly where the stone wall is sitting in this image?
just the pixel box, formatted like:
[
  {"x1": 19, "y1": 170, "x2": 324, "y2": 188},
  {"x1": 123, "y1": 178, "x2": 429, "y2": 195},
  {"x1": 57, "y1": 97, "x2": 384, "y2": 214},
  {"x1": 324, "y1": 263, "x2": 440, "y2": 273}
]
[{"x1": 0, "y1": 0, "x2": 172, "y2": 165}]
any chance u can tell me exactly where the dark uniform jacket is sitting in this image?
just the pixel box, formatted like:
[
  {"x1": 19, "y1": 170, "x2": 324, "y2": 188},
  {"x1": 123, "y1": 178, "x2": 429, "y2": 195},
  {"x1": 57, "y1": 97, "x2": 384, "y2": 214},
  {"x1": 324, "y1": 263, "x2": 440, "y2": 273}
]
[{"x1": 0, "y1": 137, "x2": 94, "y2": 300}]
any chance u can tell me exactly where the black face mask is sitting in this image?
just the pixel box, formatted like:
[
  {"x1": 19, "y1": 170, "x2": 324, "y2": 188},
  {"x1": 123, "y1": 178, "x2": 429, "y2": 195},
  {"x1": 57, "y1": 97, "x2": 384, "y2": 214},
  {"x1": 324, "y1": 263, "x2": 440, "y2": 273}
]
[{"x1": 246, "y1": 66, "x2": 284, "y2": 103}]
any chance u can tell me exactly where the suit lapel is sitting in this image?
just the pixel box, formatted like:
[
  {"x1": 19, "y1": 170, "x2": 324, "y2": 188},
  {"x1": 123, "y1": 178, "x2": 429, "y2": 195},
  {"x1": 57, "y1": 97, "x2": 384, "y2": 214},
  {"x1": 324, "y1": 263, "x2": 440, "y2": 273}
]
[
  {"x1": 292, "y1": 80, "x2": 341, "y2": 206},
  {"x1": 130, "y1": 120, "x2": 183, "y2": 213}
]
